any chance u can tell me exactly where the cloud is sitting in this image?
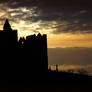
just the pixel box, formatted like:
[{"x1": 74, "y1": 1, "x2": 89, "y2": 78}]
[
  {"x1": 0, "y1": 0, "x2": 92, "y2": 35},
  {"x1": 0, "y1": 0, "x2": 38, "y2": 8}
]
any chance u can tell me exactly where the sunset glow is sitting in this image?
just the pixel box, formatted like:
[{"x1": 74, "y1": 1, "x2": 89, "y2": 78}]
[
  {"x1": 1, "y1": 20, "x2": 92, "y2": 48},
  {"x1": 0, "y1": 1, "x2": 92, "y2": 48},
  {"x1": 0, "y1": 2, "x2": 92, "y2": 48}
]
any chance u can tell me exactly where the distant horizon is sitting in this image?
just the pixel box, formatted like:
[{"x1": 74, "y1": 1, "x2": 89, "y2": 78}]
[{"x1": 48, "y1": 48, "x2": 92, "y2": 73}]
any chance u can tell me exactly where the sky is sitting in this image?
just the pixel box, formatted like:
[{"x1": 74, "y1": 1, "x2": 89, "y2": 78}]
[
  {"x1": 0, "y1": 0, "x2": 92, "y2": 48},
  {"x1": 0, "y1": 0, "x2": 92, "y2": 72}
]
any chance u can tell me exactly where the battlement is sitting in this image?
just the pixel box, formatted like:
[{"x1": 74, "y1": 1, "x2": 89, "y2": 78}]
[{"x1": 26, "y1": 33, "x2": 47, "y2": 39}]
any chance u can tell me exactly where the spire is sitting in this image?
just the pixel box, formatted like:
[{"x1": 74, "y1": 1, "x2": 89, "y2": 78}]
[{"x1": 3, "y1": 19, "x2": 12, "y2": 31}]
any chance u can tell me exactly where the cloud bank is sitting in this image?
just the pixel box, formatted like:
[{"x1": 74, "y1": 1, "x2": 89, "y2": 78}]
[{"x1": 0, "y1": 0, "x2": 92, "y2": 35}]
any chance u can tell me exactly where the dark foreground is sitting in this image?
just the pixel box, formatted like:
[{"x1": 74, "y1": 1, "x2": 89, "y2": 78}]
[
  {"x1": 0, "y1": 49, "x2": 92, "y2": 92},
  {"x1": 0, "y1": 71, "x2": 92, "y2": 92},
  {"x1": 1, "y1": 83, "x2": 92, "y2": 92}
]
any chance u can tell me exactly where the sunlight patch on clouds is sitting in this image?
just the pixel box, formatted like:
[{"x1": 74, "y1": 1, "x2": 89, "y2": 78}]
[
  {"x1": 0, "y1": 4, "x2": 54, "y2": 36},
  {"x1": 11, "y1": 20, "x2": 57, "y2": 37}
]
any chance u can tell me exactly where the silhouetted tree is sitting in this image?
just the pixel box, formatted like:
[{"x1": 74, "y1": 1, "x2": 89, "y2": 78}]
[
  {"x1": 77, "y1": 69, "x2": 89, "y2": 75},
  {"x1": 56, "y1": 64, "x2": 58, "y2": 72},
  {"x1": 67, "y1": 69, "x2": 74, "y2": 73}
]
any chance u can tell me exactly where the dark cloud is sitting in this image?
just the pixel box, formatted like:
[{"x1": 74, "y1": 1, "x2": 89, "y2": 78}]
[
  {"x1": 52, "y1": 11, "x2": 92, "y2": 34},
  {"x1": 0, "y1": 0, "x2": 38, "y2": 8},
  {"x1": 0, "y1": 0, "x2": 92, "y2": 34},
  {"x1": 0, "y1": 0, "x2": 92, "y2": 9}
]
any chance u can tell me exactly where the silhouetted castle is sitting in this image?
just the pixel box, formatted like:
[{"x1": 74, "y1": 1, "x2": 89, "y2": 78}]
[
  {"x1": 0, "y1": 20, "x2": 92, "y2": 83},
  {"x1": 0, "y1": 19, "x2": 48, "y2": 75}
]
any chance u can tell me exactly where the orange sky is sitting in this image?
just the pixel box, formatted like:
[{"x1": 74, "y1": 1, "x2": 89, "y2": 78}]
[
  {"x1": 47, "y1": 33, "x2": 92, "y2": 48},
  {"x1": 1, "y1": 21, "x2": 92, "y2": 48}
]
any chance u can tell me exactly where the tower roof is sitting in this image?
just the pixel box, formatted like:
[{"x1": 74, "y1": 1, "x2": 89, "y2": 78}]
[{"x1": 3, "y1": 19, "x2": 12, "y2": 31}]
